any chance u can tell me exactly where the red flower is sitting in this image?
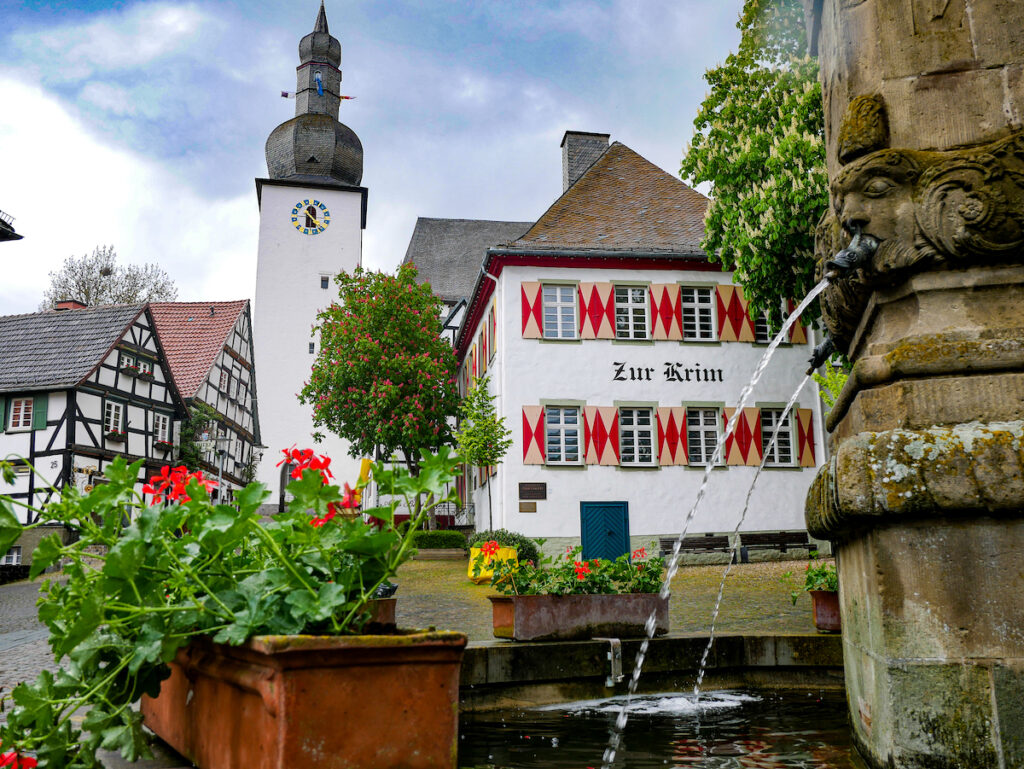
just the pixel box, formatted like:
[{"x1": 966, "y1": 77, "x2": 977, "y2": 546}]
[
  {"x1": 143, "y1": 465, "x2": 216, "y2": 504},
  {"x1": 0, "y1": 753, "x2": 38, "y2": 768},
  {"x1": 278, "y1": 446, "x2": 334, "y2": 485},
  {"x1": 480, "y1": 540, "x2": 500, "y2": 557},
  {"x1": 573, "y1": 561, "x2": 591, "y2": 580},
  {"x1": 632, "y1": 546, "x2": 647, "y2": 560}
]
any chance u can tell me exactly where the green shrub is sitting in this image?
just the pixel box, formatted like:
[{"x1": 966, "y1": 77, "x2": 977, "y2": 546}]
[
  {"x1": 412, "y1": 530, "x2": 467, "y2": 549},
  {"x1": 467, "y1": 529, "x2": 541, "y2": 564}
]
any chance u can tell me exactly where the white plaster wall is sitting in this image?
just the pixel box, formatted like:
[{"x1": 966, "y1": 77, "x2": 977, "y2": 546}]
[
  {"x1": 0, "y1": 391, "x2": 67, "y2": 519},
  {"x1": 253, "y1": 182, "x2": 364, "y2": 494},
  {"x1": 466, "y1": 264, "x2": 823, "y2": 541}
]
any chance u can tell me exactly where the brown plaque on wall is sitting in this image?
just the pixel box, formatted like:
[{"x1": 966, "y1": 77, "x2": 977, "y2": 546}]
[
  {"x1": 519, "y1": 501, "x2": 537, "y2": 513},
  {"x1": 518, "y1": 482, "x2": 547, "y2": 500}
]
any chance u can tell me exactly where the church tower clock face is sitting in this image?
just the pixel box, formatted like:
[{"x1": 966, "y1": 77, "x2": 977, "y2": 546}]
[{"x1": 290, "y1": 199, "x2": 330, "y2": 235}]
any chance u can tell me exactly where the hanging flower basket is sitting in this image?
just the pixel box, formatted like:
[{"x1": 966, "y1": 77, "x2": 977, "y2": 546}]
[
  {"x1": 153, "y1": 440, "x2": 174, "y2": 453},
  {"x1": 119, "y1": 365, "x2": 140, "y2": 377},
  {"x1": 105, "y1": 430, "x2": 127, "y2": 443},
  {"x1": 137, "y1": 370, "x2": 154, "y2": 381}
]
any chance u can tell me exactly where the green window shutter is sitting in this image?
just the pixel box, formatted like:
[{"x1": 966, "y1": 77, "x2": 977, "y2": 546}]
[
  {"x1": 0, "y1": 395, "x2": 6, "y2": 434},
  {"x1": 32, "y1": 395, "x2": 48, "y2": 431}
]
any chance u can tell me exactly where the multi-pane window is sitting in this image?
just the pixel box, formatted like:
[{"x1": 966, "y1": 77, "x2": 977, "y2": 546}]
[
  {"x1": 754, "y1": 313, "x2": 772, "y2": 344},
  {"x1": 687, "y1": 407, "x2": 720, "y2": 465},
  {"x1": 545, "y1": 407, "x2": 581, "y2": 464},
  {"x1": 542, "y1": 285, "x2": 577, "y2": 339},
  {"x1": 761, "y1": 408, "x2": 794, "y2": 466},
  {"x1": 153, "y1": 413, "x2": 171, "y2": 444},
  {"x1": 104, "y1": 401, "x2": 125, "y2": 434},
  {"x1": 1, "y1": 546, "x2": 21, "y2": 566},
  {"x1": 614, "y1": 286, "x2": 649, "y2": 339},
  {"x1": 219, "y1": 369, "x2": 230, "y2": 391},
  {"x1": 119, "y1": 352, "x2": 136, "y2": 369},
  {"x1": 139, "y1": 359, "x2": 153, "y2": 376},
  {"x1": 681, "y1": 287, "x2": 716, "y2": 341},
  {"x1": 320, "y1": 276, "x2": 330, "y2": 289},
  {"x1": 8, "y1": 398, "x2": 33, "y2": 430},
  {"x1": 619, "y1": 407, "x2": 654, "y2": 465}
]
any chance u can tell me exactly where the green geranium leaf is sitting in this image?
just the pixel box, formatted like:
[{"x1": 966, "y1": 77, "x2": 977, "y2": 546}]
[
  {"x1": 104, "y1": 536, "x2": 145, "y2": 581},
  {"x1": 0, "y1": 497, "x2": 22, "y2": 556},
  {"x1": 29, "y1": 533, "x2": 64, "y2": 579}
]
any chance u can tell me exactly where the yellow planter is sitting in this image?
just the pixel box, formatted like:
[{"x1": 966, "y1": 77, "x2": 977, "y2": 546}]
[{"x1": 468, "y1": 547, "x2": 517, "y2": 584}]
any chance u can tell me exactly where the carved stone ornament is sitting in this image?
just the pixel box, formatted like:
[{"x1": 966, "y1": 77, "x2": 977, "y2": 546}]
[{"x1": 816, "y1": 99, "x2": 1024, "y2": 352}]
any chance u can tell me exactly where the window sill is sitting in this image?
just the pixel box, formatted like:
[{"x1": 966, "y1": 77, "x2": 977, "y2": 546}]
[
  {"x1": 679, "y1": 339, "x2": 722, "y2": 345},
  {"x1": 611, "y1": 338, "x2": 654, "y2": 345},
  {"x1": 5, "y1": 426, "x2": 32, "y2": 433},
  {"x1": 538, "y1": 337, "x2": 582, "y2": 343},
  {"x1": 617, "y1": 463, "x2": 659, "y2": 470},
  {"x1": 542, "y1": 463, "x2": 586, "y2": 470}
]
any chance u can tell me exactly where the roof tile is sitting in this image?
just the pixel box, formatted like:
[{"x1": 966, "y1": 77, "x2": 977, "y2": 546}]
[{"x1": 149, "y1": 301, "x2": 248, "y2": 398}]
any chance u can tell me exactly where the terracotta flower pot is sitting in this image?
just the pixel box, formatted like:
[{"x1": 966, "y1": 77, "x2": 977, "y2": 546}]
[
  {"x1": 809, "y1": 589, "x2": 841, "y2": 633},
  {"x1": 141, "y1": 629, "x2": 467, "y2": 769},
  {"x1": 467, "y1": 546, "x2": 517, "y2": 584},
  {"x1": 489, "y1": 593, "x2": 669, "y2": 641}
]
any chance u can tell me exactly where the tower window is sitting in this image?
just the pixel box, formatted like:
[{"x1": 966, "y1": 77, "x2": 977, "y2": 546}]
[
  {"x1": 320, "y1": 276, "x2": 329, "y2": 289},
  {"x1": 305, "y1": 205, "x2": 317, "y2": 229},
  {"x1": 308, "y1": 342, "x2": 315, "y2": 354}
]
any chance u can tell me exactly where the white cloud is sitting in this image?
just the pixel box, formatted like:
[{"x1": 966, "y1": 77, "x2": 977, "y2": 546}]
[
  {"x1": 14, "y1": 3, "x2": 213, "y2": 82},
  {"x1": 0, "y1": 76, "x2": 257, "y2": 315}
]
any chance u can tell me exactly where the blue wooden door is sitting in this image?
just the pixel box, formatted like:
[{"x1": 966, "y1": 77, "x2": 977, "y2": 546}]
[{"x1": 580, "y1": 502, "x2": 630, "y2": 561}]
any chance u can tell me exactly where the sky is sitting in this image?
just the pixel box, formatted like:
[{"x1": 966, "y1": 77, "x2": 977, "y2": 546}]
[{"x1": 0, "y1": 0, "x2": 744, "y2": 315}]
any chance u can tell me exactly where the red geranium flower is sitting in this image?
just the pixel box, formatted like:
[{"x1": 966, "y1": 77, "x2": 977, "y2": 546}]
[
  {"x1": 573, "y1": 561, "x2": 591, "y2": 580},
  {"x1": 279, "y1": 446, "x2": 334, "y2": 485},
  {"x1": 632, "y1": 546, "x2": 647, "y2": 560},
  {"x1": 480, "y1": 540, "x2": 500, "y2": 557},
  {"x1": 143, "y1": 465, "x2": 216, "y2": 504},
  {"x1": 0, "y1": 752, "x2": 38, "y2": 768}
]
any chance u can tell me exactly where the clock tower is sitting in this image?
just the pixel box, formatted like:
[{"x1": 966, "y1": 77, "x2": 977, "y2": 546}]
[{"x1": 253, "y1": 1, "x2": 366, "y2": 502}]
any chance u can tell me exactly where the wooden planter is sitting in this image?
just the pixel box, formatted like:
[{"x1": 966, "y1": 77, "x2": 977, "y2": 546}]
[
  {"x1": 488, "y1": 593, "x2": 669, "y2": 641},
  {"x1": 141, "y1": 629, "x2": 467, "y2": 769},
  {"x1": 810, "y1": 590, "x2": 841, "y2": 633}
]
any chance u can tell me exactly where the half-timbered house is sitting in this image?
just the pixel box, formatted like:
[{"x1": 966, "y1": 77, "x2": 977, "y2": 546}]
[
  {"x1": 150, "y1": 301, "x2": 262, "y2": 500},
  {"x1": 0, "y1": 302, "x2": 184, "y2": 562}
]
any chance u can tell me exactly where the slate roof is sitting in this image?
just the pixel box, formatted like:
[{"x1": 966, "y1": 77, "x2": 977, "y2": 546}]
[
  {"x1": 508, "y1": 142, "x2": 709, "y2": 254},
  {"x1": 402, "y1": 218, "x2": 533, "y2": 303},
  {"x1": 0, "y1": 304, "x2": 144, "y2": 393},
  {"x1": 149, "y1": 301, "x2": 249, "y2": 399}
]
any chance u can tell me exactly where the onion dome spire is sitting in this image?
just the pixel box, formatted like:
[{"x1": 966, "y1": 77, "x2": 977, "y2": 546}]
[{"x1": 264, "y1": 2, "x2": 362, "y2": 185}]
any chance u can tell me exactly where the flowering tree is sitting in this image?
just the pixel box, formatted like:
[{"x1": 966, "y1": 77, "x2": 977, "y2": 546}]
[
  {"x1": 680, "y1": 0, "x2": 827, "y2": 325},
  {"x1": 39, "y1": 245, "x2": 177, "y2": 310},
  {"x1": 453, "y1": 375, "x2": 513, "y2": 529},
  {"x1": 300, "y1": 264, "x2": 460, "y2": 474}
]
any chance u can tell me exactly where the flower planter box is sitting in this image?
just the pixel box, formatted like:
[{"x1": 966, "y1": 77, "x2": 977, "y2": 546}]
[
  {"x1": 467, "y1": 546, "x2": 516, "y2": 583},
  {"x1": 810, "y1": 590, "x2": 840, "y2": 633},
  {"x1": 141, "y1": 629, "x2": 467, "y2": 769},
  {"x1": 105, "y1": 431, "x2": 127, "y2": 443},
  {"x1": 488, "y1": 593, "x2": 669, "y2": 641}
]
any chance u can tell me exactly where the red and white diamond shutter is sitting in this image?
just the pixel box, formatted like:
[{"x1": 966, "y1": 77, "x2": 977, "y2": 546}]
[
  {"x1": 716, "y1": 285, "x2": 756, "y2": 343},
  {"x1": 796, "y1": 408, "x2": 816, "y2": 467},
  {"x1": 578, "y1": 283, "x2": 615, "y2": 339},
  {"x1": 522, "y1": 406, "x2": 545, "y2": 464},
  {"x1": 787, "y1": 300, "x2": 809, "y2": 345},
  {"x1": 583, "y1": 406, "x2": 620, "y2": 465},
  {"x1": 656, "y1": 407, "x2": 688, "y2": 465},
  {"x1": 722, "y1": 407, "x2": 762, "y2": 466},
  {"x1": 521, "y1": 282, "x2": 543, "y2": 339},
  {"x1": 650, "y1": 285, "x2": 683, "y2": 340},
  {"x1": 489, "y1": 304, "x2": 497, "y2": 359}
]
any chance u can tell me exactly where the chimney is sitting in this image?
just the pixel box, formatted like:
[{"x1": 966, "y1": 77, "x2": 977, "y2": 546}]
[
  {"x1": 561, "y1": 131, "x2": 610, "y2": 192},
  {"x1": 54, "y1": 300, "x2": 87, "y2": 311}
]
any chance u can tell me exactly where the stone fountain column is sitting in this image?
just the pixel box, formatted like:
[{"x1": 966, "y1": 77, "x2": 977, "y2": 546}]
[{"x1": 802, "y1": 2, "x2": 1024, "y2": 767}]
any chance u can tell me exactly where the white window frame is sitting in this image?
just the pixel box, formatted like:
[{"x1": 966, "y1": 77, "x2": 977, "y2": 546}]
[
  {"x1": 614, "y1": 285, "x2": 649, "y2": 340},
  {"x1": 761, "y1": 408, "x2": 794, "y2": 466},
  {"x1": 1, "y1": 546, "x2": 21, "y2": 566},
  {"x1": 138, "y1": 359, "x2": 153, "y2": 376},
  {"x1": 541, "y1": 284, "x2": 578, "y2": 340},
  {"x1": 8, "y1": 397, "x2": 33, "y2": 431},
  {"x1": 119, "y1": 351, "x2": 137, "y2": 369},
  {"x1": 753, "y1": 312, "x2": 772, "y2": 344},
  {"x1": 545, "y1": 406, "x2": 582, "y2": 465},
  {"x1": 681, "y1": 286, "x2": 716, "y2": 342},
  {"x1": 687, "y1": 407, "x2": 721, "y2": 466},
  {"x1": 619, "y1": 407, "x2": 655, "y2": 466},
  {"x1": 153, "y1": 413, "x2": 171, "y2": 444},
  {"x1": 219, "y1": 368, "x2": 230, "y2": 391},
  {"x1": 104, "y1": 401, "x2": 125, "y2": 435}
]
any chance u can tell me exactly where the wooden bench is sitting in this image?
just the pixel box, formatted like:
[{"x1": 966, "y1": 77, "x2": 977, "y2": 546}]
[
  {"x1": 737, "y1": 531, "x2": 817, "y2": 563},
  {"x1": 658, "y1": 534, "x2": 737, "y2": 563}
]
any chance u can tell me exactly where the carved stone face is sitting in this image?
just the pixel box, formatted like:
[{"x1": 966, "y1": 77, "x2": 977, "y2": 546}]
[{"x1": 817, "y1": 132, "x2": 1024, "y2": 352}]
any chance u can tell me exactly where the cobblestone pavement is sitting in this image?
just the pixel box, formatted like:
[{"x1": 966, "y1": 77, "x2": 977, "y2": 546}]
[{"x1": 0, "y1": 579, "x2": 60, "y2": 725}]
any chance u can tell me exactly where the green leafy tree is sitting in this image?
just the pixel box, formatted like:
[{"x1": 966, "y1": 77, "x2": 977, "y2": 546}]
[
  {"x1": 812, "y1": 363, "x2": 850, "y2": 416},
  {"x1": 680, "y1": 0, "x2": 827, "y2": 325},
  {"x1": 40, "y1": 245, "x2": 178, "y2": 310},
  {"x1": 176, "y1": 402, "x2": 221, "y2": 472},
  {"x1": 300, "y1": 264, "x2": 460, "y2": 474},
  {"x1": 454, "y1": 375, "x2": 513, "y2": 530}
]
